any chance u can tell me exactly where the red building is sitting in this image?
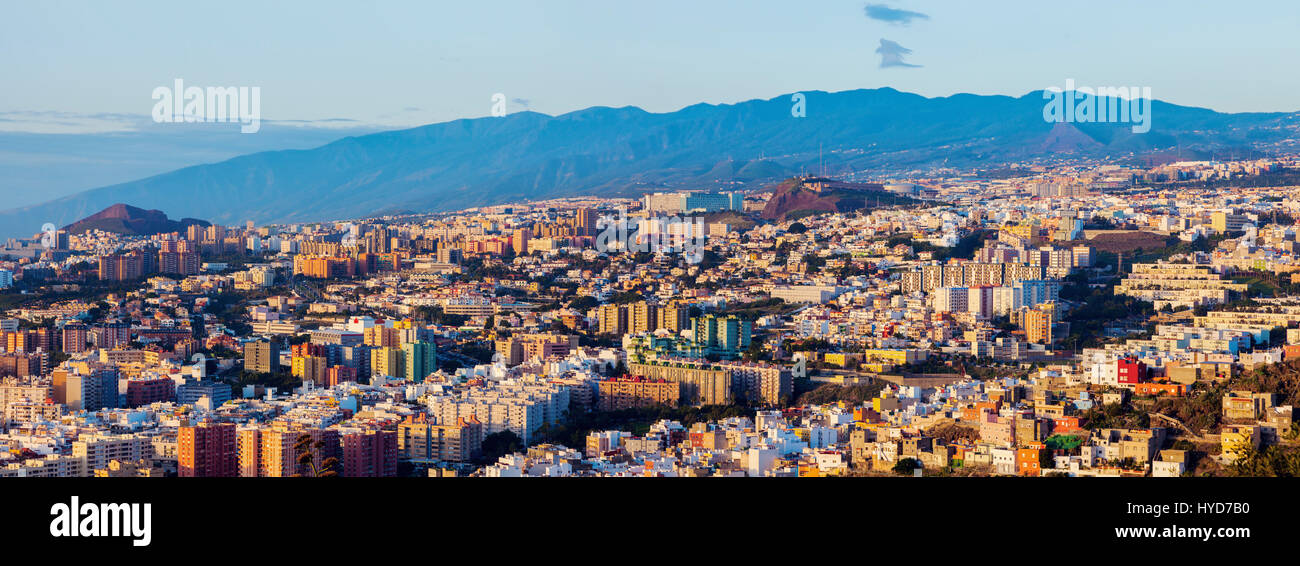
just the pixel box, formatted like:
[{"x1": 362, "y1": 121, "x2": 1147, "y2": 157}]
[
  {"x1": 325, "y1": 366, "x2": 357, "y2": 387},
  {"x1": 61, "y1": 324, "x2": 89, "y2": 354},
  {"x1": 179, "y1": 422, "x2": 237, "y2": 477},
  {"x1": 342, "y1": 429, "x2": 398, "y2": 477},
  {"x1": 292, "y1": 343, "x2": 330, "y2": 358},
  {"x1": 1052, "y1": 416, "x2": 1082, "y2": 434},
  {"x1": 1117, "y1": 358, "x2": 1149, "y2": 385},
  {"x1": 125, "y1": 377, "x2": 176, "y2": 407}
]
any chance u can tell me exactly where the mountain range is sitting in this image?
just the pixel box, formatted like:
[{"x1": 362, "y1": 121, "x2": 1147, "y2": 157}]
[{"x1": 2, "y1": 87, "x2": 1296, "y2": 239}]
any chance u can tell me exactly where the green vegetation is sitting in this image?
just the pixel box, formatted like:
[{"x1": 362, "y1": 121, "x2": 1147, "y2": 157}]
[
  {"x1": 886, "y1": 229, "x2": 992, "y2": 262},
  {"x1": 1150, "y1": 360, "x2": 1300, "y2": 437},
  {"x1": 1226, "y1": 444, "x2": 1300, "y2": 477},
  {"x1": 477, "y1": 431, "x2": 524, "y2": 465},
  {"x1": 1080, "y1": 399, "x2": 1150, "y2": 430},
  {"x1": 1230, "y1": 359, "x2": 1300, "y2": 406},
  {"x1": 293, "y1": 434, "x2": 340, "y2": 477},
  {"x1": 722, "y1": 297, "x2": 790, "y2": 318},
  {"x1": 236, "y1": 370, "x2": 303, "y2": 394},
  {"x1": 414, "y1": 305, "x2": 469, "y2": 326},
  {"x1": 1230, "y1": 271, "x2": 1298, "y2": 297},
  {"x1": 892, "y1": 457, "x2": 921, "y2": 475},
  {"x1": 1059, "y1": 268, "x2": 1155, "y2": 350},
  {"x1": 1044, "y1": 434, "x2": 1084, "y2": 451}
]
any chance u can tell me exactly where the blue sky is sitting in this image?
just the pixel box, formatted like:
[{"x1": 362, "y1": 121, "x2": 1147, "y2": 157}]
[
  {"x1": 1, "y1": 0, "x2": 1297, "y2": 209},
  {"x1": 3, "y1": 0, "x2": 1299, "y2": 132}
]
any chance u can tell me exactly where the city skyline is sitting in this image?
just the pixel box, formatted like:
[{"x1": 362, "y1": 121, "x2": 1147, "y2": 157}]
[{"x1": 4, "y1": 5, "x2": 1300, "y2": 556}]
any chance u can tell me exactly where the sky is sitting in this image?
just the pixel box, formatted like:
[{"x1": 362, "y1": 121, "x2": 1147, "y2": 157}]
[
  {"x1": 3, "y1": 0, "x2": 1299, "y2": 133},
  {"x1": 1, "y1": 0, "x2": 1298, "y2": 208}
]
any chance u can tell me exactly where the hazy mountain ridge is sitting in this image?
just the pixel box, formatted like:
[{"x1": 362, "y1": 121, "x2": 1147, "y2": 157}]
[{"x1": 1, "y1": 88, "x2": 1295, "y2": 239}]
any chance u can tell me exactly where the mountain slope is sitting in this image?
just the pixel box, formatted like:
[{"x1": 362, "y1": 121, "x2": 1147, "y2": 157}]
[
  {"x1": 63, "y1": 203, "x2": 210, "y2": 235},
  {"x1": 2, "y1": 88, "x2": 1296, "y2": 238}
]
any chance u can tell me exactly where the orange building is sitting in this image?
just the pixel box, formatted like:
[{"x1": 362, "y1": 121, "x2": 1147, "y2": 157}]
[
  {"x1": 1135, "y1": 382, "x2": 1187, "y2": 397},
  {"x1": 325, "y1": 366, "x2": 357, "y2": 387},
  {"x1": 1016, "y1": 443, "x2": 1046, "y2": 477},
  {"x1": 293, "y1": 255, "x2": 356, "y2": 279},
  {"x1": 597, "y1": 376, "x2": 680, "y2": 411},
  {"x1": 1023, "y1": 308, "x2": 1053, "y2": 344},
  {"x1": 179, "y1": 421, "x2": 237, "y2": 477},
  {"x1": 1052, "y1": 416, "x2": 1082, "y2": 434}
]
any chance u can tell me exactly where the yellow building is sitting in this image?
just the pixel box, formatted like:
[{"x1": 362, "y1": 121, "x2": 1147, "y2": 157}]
[
  {"x1": 291, "y1": 355, "x2": 328, "y2": 384},
  {"x1": 1023, "y1": 308, "x2": 1053, "y2": 344},
  {"x1": 1221, "y1": 424, "x2": 1260, "y2": 462},
  {"x1": 371, "y1": 347, "x2": 405, "y2": 379},
  {"x1": 861, "y1": 349, "x2": 926, "y2": 365}
]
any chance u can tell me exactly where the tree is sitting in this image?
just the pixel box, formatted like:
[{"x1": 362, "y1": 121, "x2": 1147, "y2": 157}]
[
  {"x1": 293, "y1": 434, "x2": 339, "y2": 477},
  {"x1": 893, "y1": 457, "x2": 921, "y2": 475},
  {"x1": 478, "y1": 431, "x2": 524, "y2": 464}
]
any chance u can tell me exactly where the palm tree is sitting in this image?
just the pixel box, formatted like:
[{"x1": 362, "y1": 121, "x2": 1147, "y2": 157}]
[{"x1": 293, "y1": 433, "x2": 340, "y2": 477}]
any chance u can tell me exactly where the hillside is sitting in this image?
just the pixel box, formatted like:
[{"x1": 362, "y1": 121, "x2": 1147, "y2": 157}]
[
  {"x1": 2, "y1": 87, "x2": 1296, "y2": 238},
  {"x1": 62, "y1": 203, "x2": 210, "y2": 236},
  {"x1": 760, "y1": 177, "x2": 921, "y2": 220}
]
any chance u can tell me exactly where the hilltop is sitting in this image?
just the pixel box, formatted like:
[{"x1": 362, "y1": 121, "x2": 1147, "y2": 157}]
[
  {"x1": 62, "y1": 203, "x2": 210, "y2": 236},
  {"x1": 760, "y1": 177, "x2": 921, "y2": 221}
]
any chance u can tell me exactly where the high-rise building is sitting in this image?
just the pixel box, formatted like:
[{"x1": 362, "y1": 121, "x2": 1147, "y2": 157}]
[
  {"x1": 511, "y1": 228, "x2": 531, "y2": 255},
  {"x1": 237, "y1": 427, "x2": 262, "y2": 477},
  {"x1": 371, "y1": 347, "x2": 405, "y2": 380},
  {"x1": 688, "y1": 314, "x2": 751, "y2": 359},
  {"x1": 967, "y1": 287, "x2": 994, "y2": 320},
  {"x1": 575, "y1": 208, "x2": 599, "y2": 236},
  {"x1": 51, "y1": 364, "x2": 119, "y2": 411},
  {"x1": 628, "y1": 302, "x2": 658, "y2": 334},
  {"x1": 597, "y1": 304, "x2": 629, "y2": 336},
  {"x1": 124, "y1": 376, "x2": 175, "y2": 407},
  {"x1": 657, "y1": 301, "x2": 691, "y2": 333},
  {"x1": 98, "y1": 250, "x2": 152, "y2": 281},
  {"x1": 364, "y1": 326, "x2": 400, "y2": 348},
  {"x1": 291, "y1": 354, "x2": 328, "y2": 384},
  {"x1": 244, "y1": 339, "x2": 278, "y2": 374},
  {"x1": 402, "y1": 341, "x2": 437, "y2": 382},
  {"x1": 597, "y1": 376, "x2": 680, "y2": 411},
  {"x1": 396, "y1": 413, "x2": 483, "y2": 463},
  {"x1": 933, "y1": 287, "x2": 968, "y2": 313},
  {"x1": 60, "y1": 324, "x2": 88, "y2": 354},
  {"x1": 258, "y1": 426, "x2": 341, "y2": 477},
  {"x1": 176, "y1": 381, "x2": 232, "y2": 407},
  {"x1": 1023, "y1": 308, "x2": 1053, "y2": 345},
  {"x1": 179, "y1": 421, "x2": 237, "y2": 477},
  {"x1": 341, "y1": 428, "x2": 398, "y2": 477}
]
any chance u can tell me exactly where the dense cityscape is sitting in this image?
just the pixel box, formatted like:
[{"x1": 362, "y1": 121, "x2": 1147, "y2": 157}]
[{"x1": 4, "y1": 156, "x2": 1300, "y2": 478}]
